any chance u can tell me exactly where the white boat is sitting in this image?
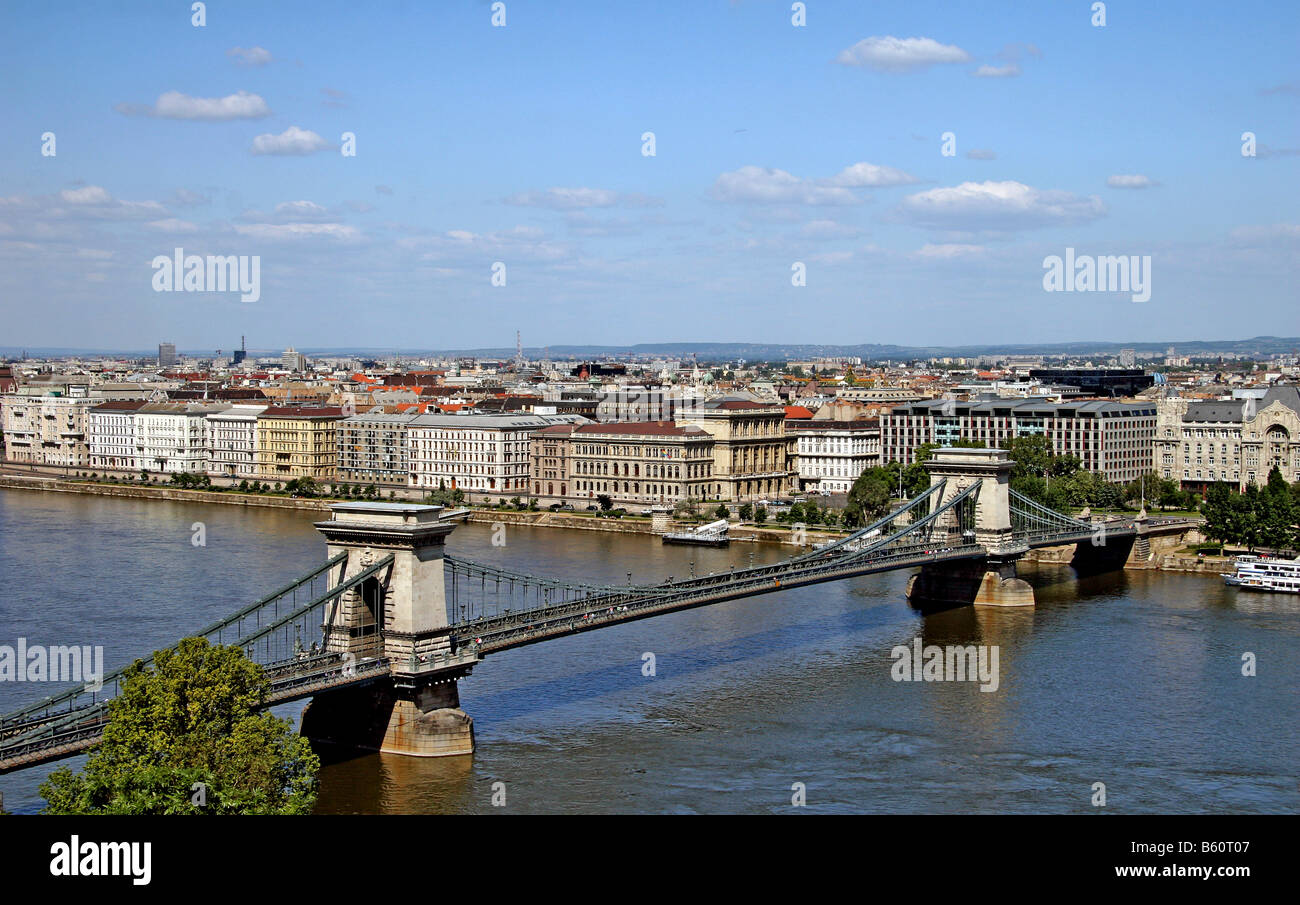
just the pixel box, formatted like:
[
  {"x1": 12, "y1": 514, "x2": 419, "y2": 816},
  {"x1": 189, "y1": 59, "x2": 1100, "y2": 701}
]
[
  {"x1": 1223, "y1": 555, "x2": 1300, "y2": 594},
  {"x1": 663, "y1": 518, "x2": 730, "y2": 547}
]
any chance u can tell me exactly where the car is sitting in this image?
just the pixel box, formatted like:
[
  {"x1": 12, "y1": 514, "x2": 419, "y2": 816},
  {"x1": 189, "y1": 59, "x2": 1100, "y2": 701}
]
[{"x1": 584, "y1": 504, "x2": 598, "y2": 511}]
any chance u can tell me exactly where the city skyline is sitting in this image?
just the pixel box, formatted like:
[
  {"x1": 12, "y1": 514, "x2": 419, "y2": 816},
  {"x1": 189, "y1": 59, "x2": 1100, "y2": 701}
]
[{"x1": 2, "y1": 0, "x2": 1297, "y2": 349}]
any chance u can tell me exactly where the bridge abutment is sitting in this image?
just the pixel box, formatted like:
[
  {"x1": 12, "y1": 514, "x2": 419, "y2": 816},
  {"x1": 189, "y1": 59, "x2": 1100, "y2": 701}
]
[{"x1": 305, "y1": 503, "x2": 475, "y2": 759}]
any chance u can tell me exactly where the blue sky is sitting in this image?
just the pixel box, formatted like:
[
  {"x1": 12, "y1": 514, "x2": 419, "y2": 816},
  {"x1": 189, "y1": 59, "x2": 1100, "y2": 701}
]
[{"x1": 1, "y1": 0, "x2": 1296, "y2": 352}]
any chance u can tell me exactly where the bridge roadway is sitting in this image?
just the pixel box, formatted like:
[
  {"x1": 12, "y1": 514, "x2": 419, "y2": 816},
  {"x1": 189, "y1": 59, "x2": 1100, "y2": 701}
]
[{"x1": 448, "y1": 541, "x2": 985, "y2": 656}]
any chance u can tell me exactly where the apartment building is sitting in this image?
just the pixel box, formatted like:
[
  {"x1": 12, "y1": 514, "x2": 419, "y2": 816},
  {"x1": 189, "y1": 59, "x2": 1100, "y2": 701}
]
[
  {"x1": 135, "y1": 402, "x2": 229, "y2": 474},
  {"x1": 676, "y1": 399, "x2": 793, "y2": 501},
  {"x1": 407, "y1": 412, "x2": 582, "y2": 502},
  {"x1": 529, "y1": 421, "x2": 717, "y2": 508},
  {"x1": 255, "y1": 406, "x2": 343, "y2": 482},
  {"x1": 881, "y1": 397, "x2": 1157, "y2": 484},
  {"x1": 337, "y1": 412, "x2": 421, "y2": 487},
  {"x1": 1155, "y1": 387, "x2": 1300, "y2": 492},
  {"x1": 207, "y1": 404, "x2": 270, "y2": 478},
  {"x1": 786, "y1": 419, "x2": 881, "y2": 494},
  {"x1": 88, "y1": 400, "x2": 147, "y2": 471},
  {"x1": 0, "y1": 392, "x2": 94, "y2": 467}
]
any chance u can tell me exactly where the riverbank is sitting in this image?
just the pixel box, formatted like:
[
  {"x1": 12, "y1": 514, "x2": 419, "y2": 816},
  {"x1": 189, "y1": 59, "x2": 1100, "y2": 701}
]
[
  {"x1": 0, "y1": 475, "x2": 336, "y2": 511},
  {"x1": 0, "y1": 473, "x2": 1212, "y2": 568}
]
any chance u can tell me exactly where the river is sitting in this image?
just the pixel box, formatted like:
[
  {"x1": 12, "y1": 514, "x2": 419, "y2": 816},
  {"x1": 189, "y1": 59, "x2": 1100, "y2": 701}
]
[{"x1": 1, "y1": 488, "x2": 1296, "y2": 814}]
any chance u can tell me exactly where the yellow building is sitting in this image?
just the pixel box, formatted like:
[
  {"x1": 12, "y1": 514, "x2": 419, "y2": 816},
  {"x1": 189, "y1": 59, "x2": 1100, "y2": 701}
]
[
  {"x1": 255, "y1": 406, "x2": 343, "y2": 482},
  {"x1": 677, "y1": 399, "x2": 793, "y2": 501}
]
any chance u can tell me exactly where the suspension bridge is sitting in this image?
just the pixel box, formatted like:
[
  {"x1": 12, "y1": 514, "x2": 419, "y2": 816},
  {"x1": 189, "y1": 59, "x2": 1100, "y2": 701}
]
[{"x1": 0, "y1": 447, "x2": 1194, "y2": 771}]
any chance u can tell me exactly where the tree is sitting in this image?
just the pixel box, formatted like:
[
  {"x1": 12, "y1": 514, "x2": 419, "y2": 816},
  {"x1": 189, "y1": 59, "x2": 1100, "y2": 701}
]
[
  {"x1": 843, "y1": 467, "x2": 894, "y2": 527},
  {"x1": 753, "y1": 505, "x2": 768, "y2": 524},
  {"x1": 1201, "y1": 483, "x2": 1233, "y2": 548},
  {"x1": 1259, "y1": 467, "x2": 1295, "y2": 551},
  {"x1": 1001, "y1": 435, "x2": 1053, "y2": 481},
  {"x1": 738, "y1": 503, "x2": 754, "y2": 521},
  {"x1": 597, "y1": 494, "x2": 613, "y2": 511},
  {"x1": 40, "y1": 638, "x2": 319, "y2": 815},
  {"x1": 714, "y1": 504, "x2": 730, "y2": 520}
]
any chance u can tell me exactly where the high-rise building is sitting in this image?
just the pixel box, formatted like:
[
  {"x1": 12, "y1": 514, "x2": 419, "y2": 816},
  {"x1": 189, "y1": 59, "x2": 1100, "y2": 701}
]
[
  {"x1": 281, "y1": 347, "x2": 308, "y2": 372},
  {"x1": 158, "y1": 343, "x2": 177, "y2": 368}
]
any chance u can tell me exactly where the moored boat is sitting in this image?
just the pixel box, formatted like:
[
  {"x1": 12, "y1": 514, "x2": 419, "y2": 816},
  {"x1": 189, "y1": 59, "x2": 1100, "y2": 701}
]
[{"x1": 1223, "y1": 554, "x2": 1300, "y2": 593}]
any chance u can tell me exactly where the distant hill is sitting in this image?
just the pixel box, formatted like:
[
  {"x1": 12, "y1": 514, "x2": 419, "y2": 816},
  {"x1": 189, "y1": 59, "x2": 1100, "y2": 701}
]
[{"x1": 4, "y1": 336, "x2": 1298, "y2": 363}]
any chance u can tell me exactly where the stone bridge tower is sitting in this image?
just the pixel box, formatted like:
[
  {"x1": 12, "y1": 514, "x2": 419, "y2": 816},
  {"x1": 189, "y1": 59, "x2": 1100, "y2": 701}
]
[
  {"x1": 907, "y1": 448, "x2": 1035, "y2": 609},
  {"x1": 299, "y1": 502, "x2": 475, "y2": 758}
]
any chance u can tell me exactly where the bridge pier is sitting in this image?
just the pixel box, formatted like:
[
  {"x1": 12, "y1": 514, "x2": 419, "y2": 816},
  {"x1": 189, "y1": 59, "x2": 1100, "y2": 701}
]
[
  {"x1": 300, "y1": 675, "x2": 473, "y2": 759},
  {"x1": 907, "y1": 557, "x2": 1035, "y2": 610},
  {"x1": 905, "y1": 448, "x2": 1035, "y2": 610},
  {"x1": 304, "y1": 502, "x2": 475, "y2": 759}
]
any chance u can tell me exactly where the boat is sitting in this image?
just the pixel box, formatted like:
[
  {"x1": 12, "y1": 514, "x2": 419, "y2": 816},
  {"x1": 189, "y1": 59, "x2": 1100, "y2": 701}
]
[
  {"x1": 1223, "y1": 555, "x2": 1300, "y2": 594},
  {"x1": 663, "y1": 518, "x2": 730, "y2": 547}
]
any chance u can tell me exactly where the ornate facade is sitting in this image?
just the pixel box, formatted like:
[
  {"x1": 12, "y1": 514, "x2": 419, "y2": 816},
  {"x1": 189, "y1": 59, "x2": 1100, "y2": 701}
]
[{"x1": 1155, "y1": 388, "x2": 1300, "y2": 491}]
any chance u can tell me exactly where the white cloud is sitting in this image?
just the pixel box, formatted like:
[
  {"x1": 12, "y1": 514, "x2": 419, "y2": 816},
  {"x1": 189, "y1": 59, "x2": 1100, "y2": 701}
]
[
  {"x1": 891, "y1": 180, "x2": 1107, "y2": 231},
  {"x1": 504, "y1": 187, "x2": 662, "y2": 210},
  {"x1": 227, "y1": 46, "x2": 273, "y2": 66},
  {"x1": 1107, "y1": 174, "x2": 1155, "y2": 189},
  {"x1": 973, "y1": 64, "x2": 1020, "y2": 78},
  {"x1": 60, "y1": 186, "x2": 113, "y2": 205},
  {"x1": 45, "y1": 186, "x2": 167, "y2": 220},
  {"x1": 824, "y1": 162, "x2": 919, "y2": 187},
  {"x1": 274, "y1": 200, "x2": 331, "y2": 219},
  {"x1": 911, "y1": 243, "x2": 986, "y2": 259},
  {"x1": 965, "y1": 149, "x2": 997, "y2": 160},
  {"x1": 234, "y1": 222, "x2": 360, "y2": 241},
  {"x1": 144, "y1": 218, "x2": 200, "y2": 233},
  {"x1": 399, "y1": 225, "x2": 570, "y2": 262},
  {"x1": 116, "y1": 90, "x2": 271, "y2": 120},
  {"x1": 837, "y1": 36, "x2": 970, "y2": 72},
  {"x1": 250, "y1": 126, "x2": 334, "y2": 155},
  {"x1": 799, "y1": 219, "x2": 863, "y2": 239},
  {"x1": 710, "y1": 166, "x2": 859, "y2": 205}
]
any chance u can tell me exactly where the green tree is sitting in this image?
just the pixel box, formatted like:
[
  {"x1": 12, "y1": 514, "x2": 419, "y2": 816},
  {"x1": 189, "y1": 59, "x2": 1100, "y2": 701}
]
[
  {"x1": 40, "y1": 638, "x2": 319, "y2": 815},
  {"x1": 714, "y1": 503, "x2": 730, "y2": 520},
  {"x1": 843, "y1": 467, "x2": 894, "y2": 527},
  {"x1": 597, "y1": 494, "x2": 613, "y2": 511},
  {"x1": 1001, "y1": 435, "x2": 1053, "y2": 481},
  {"x1": 1259, "y1": 467, "x2": 1295, "y2": 551},
  {"x1": 1201, "y1": 483, "x2": 1233, "y2": 548},
  {"x1": 738, "y1": 503, "x2": 754, "y2": 521},
  {"x1": 753, "y1": 505, "x2": 768, "y2": 524}
]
